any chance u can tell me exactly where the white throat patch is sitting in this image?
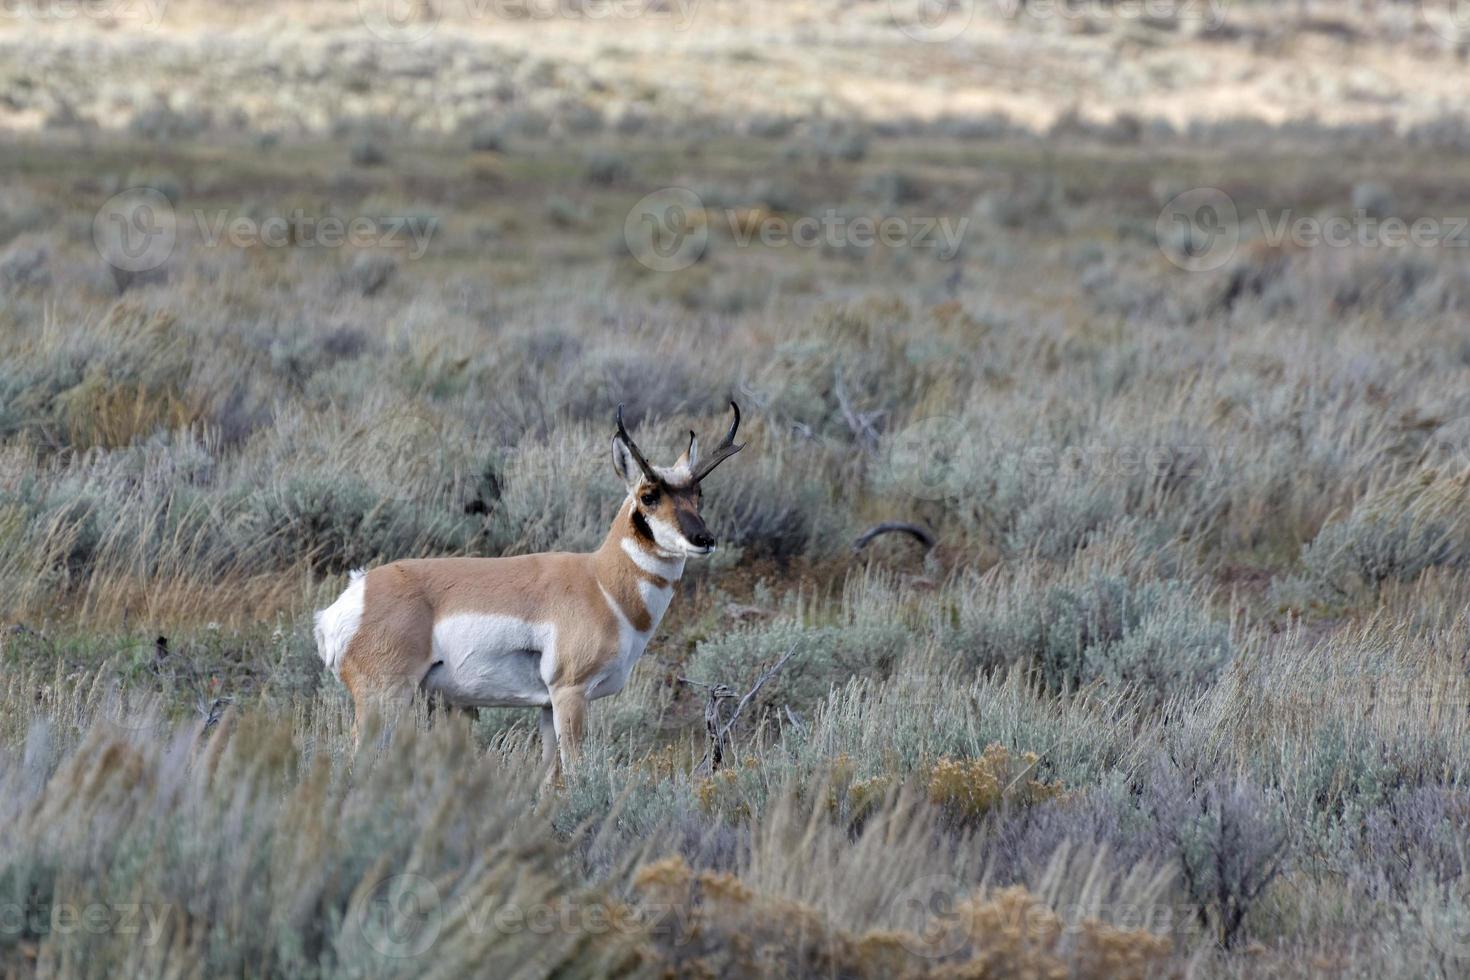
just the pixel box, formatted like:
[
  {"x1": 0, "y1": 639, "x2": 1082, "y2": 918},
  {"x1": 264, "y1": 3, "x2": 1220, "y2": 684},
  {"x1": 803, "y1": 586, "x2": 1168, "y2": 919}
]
[{"x1": 621, "y1": 537, "x2": 686, "y2": 580}]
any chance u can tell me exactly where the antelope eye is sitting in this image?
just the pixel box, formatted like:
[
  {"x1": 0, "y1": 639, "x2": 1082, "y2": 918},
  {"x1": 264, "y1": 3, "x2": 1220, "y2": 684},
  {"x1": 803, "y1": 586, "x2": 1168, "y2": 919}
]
[{"x1": 639, "y1": 490, "x2": 659, "y2": 507}]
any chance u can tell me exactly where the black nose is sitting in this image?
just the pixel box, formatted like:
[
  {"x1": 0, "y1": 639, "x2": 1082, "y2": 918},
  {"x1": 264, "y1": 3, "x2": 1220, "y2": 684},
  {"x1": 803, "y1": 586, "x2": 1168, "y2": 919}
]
[{"x1": 691, "y1": 531, "x2": 715, "y2": 549}]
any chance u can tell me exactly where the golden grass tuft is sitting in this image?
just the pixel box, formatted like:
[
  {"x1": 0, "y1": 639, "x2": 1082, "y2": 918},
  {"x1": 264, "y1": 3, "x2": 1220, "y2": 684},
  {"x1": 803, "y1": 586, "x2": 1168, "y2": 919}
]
[
  {"x1": 631, "y1": 856, "x2": 1170, "y2": 979},
  {"x1": 923, "y1": 745, "x2": 1067, "y2": 826}
]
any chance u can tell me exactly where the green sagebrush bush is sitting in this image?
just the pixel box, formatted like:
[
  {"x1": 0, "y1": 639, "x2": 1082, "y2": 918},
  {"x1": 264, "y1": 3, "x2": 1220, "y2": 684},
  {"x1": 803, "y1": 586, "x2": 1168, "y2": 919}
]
[
  {"x1": 1300, "y1": 470, "x2": 1470, "y2": 601},
  {"x1": 0, "y1": 712, "x2": 644, "y2": 979},
  {"x1": 236, "y1": 474, "x2": 477, "y2": 573},
  {"x1": 687, "y1": 618, "x2": 910, "y2": 716},
  {"x1": 956, "y1": 570, "x2": 1231, "y2": 701}
]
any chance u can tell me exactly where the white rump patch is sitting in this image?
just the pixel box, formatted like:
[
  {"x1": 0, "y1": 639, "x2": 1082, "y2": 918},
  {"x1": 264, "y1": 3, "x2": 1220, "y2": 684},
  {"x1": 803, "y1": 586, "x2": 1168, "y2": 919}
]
[{"x1": 314, "y1": 569, "x2": 367, "y2": 679}]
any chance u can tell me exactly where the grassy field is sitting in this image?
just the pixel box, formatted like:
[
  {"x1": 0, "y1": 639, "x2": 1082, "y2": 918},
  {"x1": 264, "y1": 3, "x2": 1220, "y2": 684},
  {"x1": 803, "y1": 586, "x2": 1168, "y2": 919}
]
[{"x1": 6, "y1": 4, "x2": 1470, "y2": 975}]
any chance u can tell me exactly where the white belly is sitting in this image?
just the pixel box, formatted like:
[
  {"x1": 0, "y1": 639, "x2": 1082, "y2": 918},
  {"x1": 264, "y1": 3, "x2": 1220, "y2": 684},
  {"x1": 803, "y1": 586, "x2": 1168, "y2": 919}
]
[{"x1": 420, "y1": 613, "x2": 555, "y2": 708}]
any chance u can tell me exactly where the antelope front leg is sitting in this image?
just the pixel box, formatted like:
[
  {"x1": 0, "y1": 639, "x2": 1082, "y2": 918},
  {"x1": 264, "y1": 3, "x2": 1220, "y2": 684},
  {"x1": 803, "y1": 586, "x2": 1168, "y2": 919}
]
[{"x1": 549, "y1": 686, "x2": 588, "y2": 769}]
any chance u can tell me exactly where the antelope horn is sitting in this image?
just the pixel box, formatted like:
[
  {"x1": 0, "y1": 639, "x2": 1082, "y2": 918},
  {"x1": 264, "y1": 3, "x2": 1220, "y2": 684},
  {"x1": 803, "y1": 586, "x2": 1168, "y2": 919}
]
[
  {"x1": 691, "y1": 401, "x2": 745, "y2": 482},
  {"x1": 615, "y1": 404, "x2": 658, "y2": 482}
]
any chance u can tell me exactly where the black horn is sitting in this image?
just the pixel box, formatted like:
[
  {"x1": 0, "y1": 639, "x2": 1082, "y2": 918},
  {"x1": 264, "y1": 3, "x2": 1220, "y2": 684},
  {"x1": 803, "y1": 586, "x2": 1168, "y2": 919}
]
[
  {"x1": 615, "y1": 404, "x2": 659, "y2": 482},
  {"x1": 690, "y1": 401, "x2": 745, "y2": 482}
]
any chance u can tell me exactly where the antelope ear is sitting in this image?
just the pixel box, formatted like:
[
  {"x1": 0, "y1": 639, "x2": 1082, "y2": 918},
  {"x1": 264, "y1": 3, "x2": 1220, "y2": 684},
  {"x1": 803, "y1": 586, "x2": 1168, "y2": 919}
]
[
  {"x1": 675, "y1": 431, "x2": 699, "y2": 472},
  {"x1": 611, "y1": 435, "x2": 641, "y2": 490}
]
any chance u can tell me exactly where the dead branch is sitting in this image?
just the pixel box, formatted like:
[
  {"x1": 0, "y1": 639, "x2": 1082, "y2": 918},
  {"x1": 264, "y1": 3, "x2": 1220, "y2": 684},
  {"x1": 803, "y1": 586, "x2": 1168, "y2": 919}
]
[
  {"x1": 690, "y1": 643, "x2": 799, "y2": 772},
  {"x1": 852, "y1": 521, "x2": 936, "y2": 553},
  {"x1": 833, "y1": 371, "x2": 884, "y2": 453},
  {"x1": 703, "y1": 684, "x2": 735, "y2": 769}
]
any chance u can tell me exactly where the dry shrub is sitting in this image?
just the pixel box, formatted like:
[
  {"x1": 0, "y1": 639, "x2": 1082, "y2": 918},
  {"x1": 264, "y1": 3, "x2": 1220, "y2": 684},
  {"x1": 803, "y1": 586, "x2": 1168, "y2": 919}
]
[
  {"x1": 631, "y1": 856, "x2": 1169, "y2": 979},
  {"x1": 924, "y1": 744, "x2": 1066, "y2": 827},
  {"x1": 57, "y1": 376, "x2": 205, "y2": 451},
  {"x1": 694, "y1": 765, "x2": 756, "y2": 824}
]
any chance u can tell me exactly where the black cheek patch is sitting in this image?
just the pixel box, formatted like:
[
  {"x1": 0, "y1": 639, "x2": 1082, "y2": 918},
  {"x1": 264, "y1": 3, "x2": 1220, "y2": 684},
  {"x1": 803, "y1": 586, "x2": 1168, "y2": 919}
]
[{"x1": 630, "y1": 509, "x2": 656, "y2": 544}]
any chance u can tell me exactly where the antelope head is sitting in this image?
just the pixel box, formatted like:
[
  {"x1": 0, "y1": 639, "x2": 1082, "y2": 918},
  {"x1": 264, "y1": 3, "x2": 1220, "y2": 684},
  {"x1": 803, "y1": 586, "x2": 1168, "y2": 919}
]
[{"x1": 611, "y1": 402, "x2": 745, "y2": 556}]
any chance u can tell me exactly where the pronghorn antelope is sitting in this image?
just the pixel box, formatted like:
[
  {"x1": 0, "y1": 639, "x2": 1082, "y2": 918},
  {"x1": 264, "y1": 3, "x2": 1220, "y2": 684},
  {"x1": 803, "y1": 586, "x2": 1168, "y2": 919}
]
[{"x1": 314, "y1": 403, "x2": 745, "y2": 766}]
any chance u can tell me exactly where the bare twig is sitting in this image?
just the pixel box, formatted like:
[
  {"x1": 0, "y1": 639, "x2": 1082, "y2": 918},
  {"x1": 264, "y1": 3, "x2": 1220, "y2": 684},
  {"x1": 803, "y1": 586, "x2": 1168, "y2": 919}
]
[
  {"x1": 852, "y1": 521, "x2": 936, "y2": 553},
  {"x1": 704, "y1": 684, "x2": 736, "y2": 769},
  {"x1": 833, "y1": 371, "x2": 884, "y2": 453},
  {"x1": 694, "y1": 643, "x2": 799, "y2": 772},
  {"x1": 718, "y1": 643, "x2": 797, "y2": 745}
]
